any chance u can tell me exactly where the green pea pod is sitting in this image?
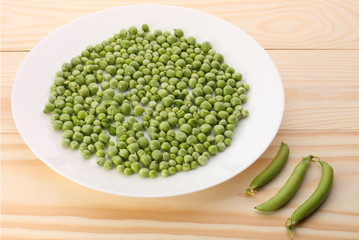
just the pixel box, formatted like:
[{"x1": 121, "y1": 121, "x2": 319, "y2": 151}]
[
  {"x1": 286, "y1": 160, "x2": 334, "y2": 239},
  {"x1": 247, "y1": 142, "x2": 289, "y2": 195},
  {"x1": 255, "y1": 155, "x2": 318, "y2": 211}
]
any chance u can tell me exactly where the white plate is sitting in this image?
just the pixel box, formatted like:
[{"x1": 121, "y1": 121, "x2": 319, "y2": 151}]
[{"x1": 12, "y1": 5, "x2": 284, "y2": 198}]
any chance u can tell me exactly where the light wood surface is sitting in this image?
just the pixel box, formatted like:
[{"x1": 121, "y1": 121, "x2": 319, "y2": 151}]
[
  {"x1": 1, "y1": 1, "x2": 359, "y2": 240},
  {"x1": 2, "y1": 0, "x2": 359, "y2": 50}
]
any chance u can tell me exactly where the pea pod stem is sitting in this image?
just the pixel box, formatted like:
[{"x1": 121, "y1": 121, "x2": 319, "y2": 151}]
[
  {"x1": 246, "y1": 188, "x2": 256, "y2": 196},
  {"x1": 255, "y1": 155, "x2": 318, "y2": 211},
  {"x1": 247, "y1": 142, "x2": 289, "y2": 195},
  {"x1": 286, "y1": 159, "x2": 334, "y2": 239}
]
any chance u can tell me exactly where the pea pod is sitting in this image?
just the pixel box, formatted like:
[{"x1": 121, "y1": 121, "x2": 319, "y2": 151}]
[
  {"x1": 286, "y1": 160, "x2": 334, "y2": 239},
  {"x1": 255, "y1": 155, "x2": 318, "y2": 211},
  {"x1": 247, "y1": 142, "x2": 289, "y2": 195}
]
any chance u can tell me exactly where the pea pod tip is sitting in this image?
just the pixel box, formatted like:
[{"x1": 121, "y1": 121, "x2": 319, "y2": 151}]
[
  {"x1": 286, "y1": 218, "x2": 295, "y2": 240},
  {"x1": 254, "y1": 205, "x2": 266, "y2": 211}
]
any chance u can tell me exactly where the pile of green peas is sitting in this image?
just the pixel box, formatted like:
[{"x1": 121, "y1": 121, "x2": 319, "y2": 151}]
[{"x1": 43, "y1": 24, "x2": 249, "y2": 178}]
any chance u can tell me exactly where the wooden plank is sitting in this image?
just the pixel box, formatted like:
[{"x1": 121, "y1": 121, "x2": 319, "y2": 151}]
[
  {"x1": 2, "y1": 131, "x2": 359, "y2": 239},
  {"x1": 1, "y1": 0, "x2": 359, "y2": 51},
  {"x1": 2, "y1": 51, "x2": 359, "y2": 134},
  {"x1": 268, "y1": 50, "x2": 359, "y2": 89},
  {"x1": 282, "y1": 88, "x2": 359, "y2": 130},
  {"x1": 0, "y1": 52, "x2": 27, "y2": 134}
]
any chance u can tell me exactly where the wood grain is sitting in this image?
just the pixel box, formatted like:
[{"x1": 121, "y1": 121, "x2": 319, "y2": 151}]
[
  {"x1": 268, "y1": 50, "x2": 359, "y2": 89},
  {"x1": 2, "y1": 131, "x2": 359, "y2": 240},
  {"x1": 1, "y1": 0, "x2": 359, "y2": 51}
]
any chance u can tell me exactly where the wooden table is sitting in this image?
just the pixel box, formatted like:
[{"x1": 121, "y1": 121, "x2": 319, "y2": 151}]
[{"x1": 2, "y1": 1, "x2": 359, "y2": 239}]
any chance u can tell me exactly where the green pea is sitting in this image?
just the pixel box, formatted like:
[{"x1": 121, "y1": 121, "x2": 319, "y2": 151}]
[
  {"x1": 159, "y1": 122, "x2": 171, "y2": 132},
  {"x1": 186, "y1": 135, "x2": 198, "y2": 145},
  {"x1": 213, "y1": 125, "x2": 225, "y2": 135},
  {"x1": 62, "y1": 130, "x2": 74, "y2": 139},
  {"x1": 133, "y1": 105, "x2": 145, "y2": 116},
  {"x1": 197, "y1": 155, "x2": 208, "y2": 166},
  {"x1": 80, "y1": 143, "x2": 88, "y2": 151},
  {"x1": 201, "y1": 41, "x2": 212, "y2": 52},
  {"x1": 112, "y1": 156, "x2": 123, "y2": 166},
  {"x1": 123, "y1": 167, "x2": 133, "y2": 175},
  {"x1": 241, "y1": 109, "x2": 249, "y2": 118},
  {"x1": 175, "y1": 132, "x2": 187, "y2": 143},
  {"x1": 162, "y1": 96, "x2": 173, "y2": 107},
  {"x1": 139, "y1": 168, "x2": 149, "y2": 178},
  {"x1": 70, "y1": 141, "x2": 79, "y2": 150},
  {"x1": 82, "y1": 136, "x2": 91, "y2": 145},
  {"x1": 179, "y1": 124, "x2": 192, "y2": 135},
  {"x1": 94, "y1": 141, "x2": 104, "y2": 151},
  {"x1": 151, "y1": 149, "x2": 163, "y2": 161},
  {"x1": 96, "y1": 149, "x2": 106, "y2": 158},
  {"x1": 81, "y1": 124, "x2": 93, "y2": 135},
  {"x1": 149, "y1": 140, "x2": 160, "y2": 150},
  {"x1": 223, "y1": 86, "x2": 233, "y2": 95},
  {"x1": 116, "y1": 165, "x2": 125, "y2": 173},
  {"x1": 174, "y1": 28, "x2": 184, "y2": 37},
  {"x1": 97, "y1": 157, "x2": 105, "y2": 166},
  {"x1": 119, "y1": 149, "x2": 129, "y2": 160},
  {"x1": 43, "y1": 103, "x2": 55, "y2": 113},
  {"x1": 118, "y1": 81, "x2": 129, "y2": 92},
  {"x1": 107, "y1": 146, "x2": 118, "y2": 157},
  {"x1": 104, "y1": 160, "x2": 113, "y2": 170},
  {"x1": 131, "y1": 162, "x2": 141, "y2": 173},
  {"x1": 82, "y1": 150, "x2": 91, "y2": 159},
  {"x1": 127, "y1": 143, "x2": 139, "y2": 154},
  {"x1": 121, "y1": 103, "x2": 132, "y2": 115},
  {"x1": 213, "y1": 53, "x2": 224, "y2": 63},
  {"x1": 197, "y1": 133, "x2": 207, "y2": 143},
  {"x1": 103, "y1": 88, "x2": 115, "y2": 99},
  {"x1": 98, "y1": 132, "x2": 110, "y2": 144},
  {"x1": 217, "y1": 142, "x2": 226, "y2": 152},
  {"x1": 240, "y1": 94, "x2": 247, "y2": 103},
  {"x1": 53, "y1": 120, "x2": 63, "y2": 130},
  {"x1": 72, "y1": 132, "x2": 84, "y2": 142},
  {"x1": 208, "y1": 145, "x2": 217, "y2": 155},
  {"x1": 194, "y1": 144, "x2": 205, "y2": 154},
  {"x1": 227, "y1": 115, "x2": 238, "y2": 125},
  {"x1": 139, "y1": 154, "x2": 151, "y2": 167},
  {"x1": 183, "y1": 155, "x2": 192, "y2": 163},
  {"x1": 62, "y1": 138, "x2": 71, "y2": 148},
  {"x1": 200, "y1": 124, "x2": 212, "y2": 135},
  {"x1": 182, "y1": 163, "x2": 191, "y2": 171},
  {"x1": 138, "y1": 136, "x2": 149, "y2": 149},
  {"x1": 205, "y1": 114, "x2": 217, "y2": 125},
  {"x1": 149, "y1": 169, "x2": 158, "y2": 178}
]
